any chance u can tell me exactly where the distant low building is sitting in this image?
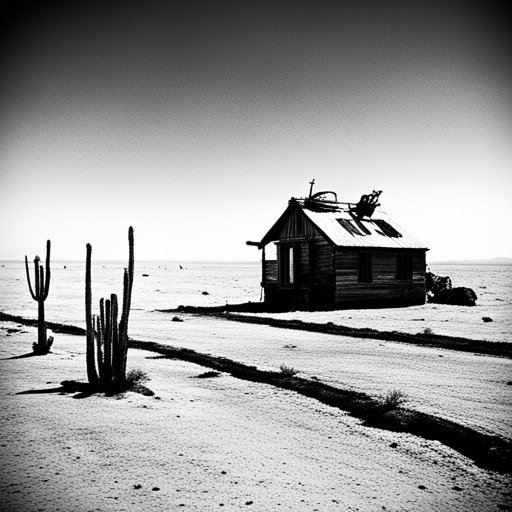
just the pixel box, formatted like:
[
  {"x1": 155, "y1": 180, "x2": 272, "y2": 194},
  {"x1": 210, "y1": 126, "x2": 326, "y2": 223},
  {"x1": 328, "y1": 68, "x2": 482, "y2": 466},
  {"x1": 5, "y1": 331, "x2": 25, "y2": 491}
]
[{"x1": 247, "y1": 186, "x2": 429, "y2": 310}]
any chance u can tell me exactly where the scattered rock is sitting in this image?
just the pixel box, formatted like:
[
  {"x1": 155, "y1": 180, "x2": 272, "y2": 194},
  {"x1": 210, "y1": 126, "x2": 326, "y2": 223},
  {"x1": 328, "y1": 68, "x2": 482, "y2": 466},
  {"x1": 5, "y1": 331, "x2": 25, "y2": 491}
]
[
  {"x1": 389, "y1": 442, "x2": 398, "y2": 448},
  {"x1": 202, "y1": 291, "x2": 209, "y2": 295},
  {"x1": 195, "y1": 371, "x2": 221, "y2": 379},
  {"x1": 482, "y1": 316, "x2": 493, "y2": 322},
  {"x1": 429, "y1": 287, "x2": 478, "y2": 306},
  {"x1": 172, "y1": 316, "x2": 184, "y2": 322},
  {"x1": 142, "y1": 274, "x2": 149, "y2": 277}
]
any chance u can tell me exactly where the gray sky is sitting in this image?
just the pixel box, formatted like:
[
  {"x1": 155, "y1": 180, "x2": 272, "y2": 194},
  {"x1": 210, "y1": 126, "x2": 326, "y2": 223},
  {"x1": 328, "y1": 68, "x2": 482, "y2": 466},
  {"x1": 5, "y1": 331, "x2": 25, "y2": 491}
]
[{"x1": 1, "y1": 0, "x2": 511, "y2": 261}]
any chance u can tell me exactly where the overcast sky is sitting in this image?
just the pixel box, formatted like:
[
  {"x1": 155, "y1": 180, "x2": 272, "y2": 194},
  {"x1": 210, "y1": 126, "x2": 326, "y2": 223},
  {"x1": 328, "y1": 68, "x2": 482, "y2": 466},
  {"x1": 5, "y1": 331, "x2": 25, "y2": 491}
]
[{"x1": 1, "y1": 0, "x2": 511, "y2": 262}]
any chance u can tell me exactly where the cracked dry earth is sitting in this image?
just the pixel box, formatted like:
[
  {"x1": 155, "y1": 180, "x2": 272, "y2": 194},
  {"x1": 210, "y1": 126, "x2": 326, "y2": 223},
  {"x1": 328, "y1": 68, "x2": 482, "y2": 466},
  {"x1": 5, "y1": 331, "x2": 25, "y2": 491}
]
[{"x1": 1, "y1": 323, "x2": 511, "y2": 512}]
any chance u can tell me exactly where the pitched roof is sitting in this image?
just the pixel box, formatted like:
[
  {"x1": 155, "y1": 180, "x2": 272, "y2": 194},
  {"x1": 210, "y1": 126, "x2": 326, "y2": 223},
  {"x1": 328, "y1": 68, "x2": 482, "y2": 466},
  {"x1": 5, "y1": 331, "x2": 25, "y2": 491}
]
[{"x1": 261, "y1": 198, "x2": 428, "y2": 250}]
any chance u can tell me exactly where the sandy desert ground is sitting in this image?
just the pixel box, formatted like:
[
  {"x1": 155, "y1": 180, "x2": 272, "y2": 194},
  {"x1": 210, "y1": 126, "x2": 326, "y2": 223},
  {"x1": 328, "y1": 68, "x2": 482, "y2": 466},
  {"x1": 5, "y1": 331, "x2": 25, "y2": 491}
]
[
  {"x1": 233, "y1": 302, "x2": 511, "y2": 344},
  {"x1": 1, "y1": 318, "x2": 511, "y2": 512}
]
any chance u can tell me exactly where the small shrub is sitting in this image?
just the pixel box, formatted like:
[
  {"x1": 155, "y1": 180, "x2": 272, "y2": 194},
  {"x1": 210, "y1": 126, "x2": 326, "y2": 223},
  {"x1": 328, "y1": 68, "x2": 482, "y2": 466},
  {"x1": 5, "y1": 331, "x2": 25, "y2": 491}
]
[
  {"x1": 172, "y1": 316, "x2": 184, "y2": 322},
  {"x1": 382, "y1": 389, "x2": 408, "y2": 410},
  {"x1": 482, "y1": 316, "x2": 493, "y2": 323},
  {"x1": 279, "y1": 364, "x2": 298, "y2": 378},
  {"x1": 125, "y1": 368, "x2": 150, "y2": 389},
  {"x1": 422, "y1": 327, "x2": 434, "y2": 335}
]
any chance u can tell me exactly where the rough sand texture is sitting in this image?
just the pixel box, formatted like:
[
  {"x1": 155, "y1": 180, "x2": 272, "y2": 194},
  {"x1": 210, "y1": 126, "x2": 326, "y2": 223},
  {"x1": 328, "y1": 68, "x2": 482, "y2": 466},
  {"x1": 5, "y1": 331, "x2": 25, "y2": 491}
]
[
  {"x1": 140, "y1": 313, "x2": 512, "y2": 442},
  {"x1": 1, "y1": 323, "x2": 511, "y2": 512},
  {"x1": 229, "y1": 303, "x2": 510, "y2": 344}
]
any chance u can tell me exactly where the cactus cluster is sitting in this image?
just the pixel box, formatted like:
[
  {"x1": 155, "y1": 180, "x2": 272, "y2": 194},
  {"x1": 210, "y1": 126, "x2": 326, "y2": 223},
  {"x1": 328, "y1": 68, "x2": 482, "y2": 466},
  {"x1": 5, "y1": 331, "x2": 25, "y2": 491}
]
[
  {"x1": 25, "y1": 240, "x2": 54, "y2": 354},
  {"x1": 85, "y1": 227, "x2": 134, "y2": 391}
]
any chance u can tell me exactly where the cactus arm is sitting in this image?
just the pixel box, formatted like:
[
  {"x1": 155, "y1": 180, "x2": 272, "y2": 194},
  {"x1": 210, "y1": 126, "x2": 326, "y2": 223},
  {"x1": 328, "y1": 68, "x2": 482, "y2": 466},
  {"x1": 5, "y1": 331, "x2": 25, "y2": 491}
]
[
  {"x1": 42, "y1": 240, "x2": 51, "y2": 300},
  {"x1": 39, "y1": 266, "x2": 44, "y2": 301},
  {"x1": 25, "y1": 255, "x2": 37, "y2": 300},
  {"x1": 34, "y1": 257, "x2": 41, "y2": 299},
  {"x1": 121, "y1": 269, "x2": 128, "y2": 323},
  {"x1": 118, "y1": 226, "x2": 134, "y2": 382},
  {"x1": 98, "y1": 298, "x2": 106, "y2": 382},
  {"x1": 85, "y1": 245, "x2": 93, "y2": 330},
  {"x1": 85, "y1": 243, "x2": 99, "y2": 385},
  {"x1": 119, "y1": 226, "x2": 134, "y2": 337},
  {"x1": 120, "y1": 269, "x2": 129, "y2": 339},
  {"x1": 104, "y1": 298, "x2": 113, "y2": 385},
  {"x1": 127, "y1": 226, "x2": 134, "y2": 301},
  {"x1": 111, "y1": 294, "x2": 123, "y2": 386},
  {"x1": 95, "y1": 314, "x2": 104, "y2": 381},
  {"x1": 126, "y1": 227, "x2": 134, "y2": 371},
  {"x1": 100, "y1": 298, "x2": 105, "y2": 339}
]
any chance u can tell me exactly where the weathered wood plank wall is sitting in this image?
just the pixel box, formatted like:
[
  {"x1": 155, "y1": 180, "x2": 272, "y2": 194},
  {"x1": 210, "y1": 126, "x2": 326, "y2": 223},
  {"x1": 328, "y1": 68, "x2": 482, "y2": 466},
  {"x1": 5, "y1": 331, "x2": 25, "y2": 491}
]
[
  {"x1": 265, "y1": 260, "x2": 278, "y2": 283},
  {"x1": 334, "y1": 250, "x2": 426, "y2": 306}
]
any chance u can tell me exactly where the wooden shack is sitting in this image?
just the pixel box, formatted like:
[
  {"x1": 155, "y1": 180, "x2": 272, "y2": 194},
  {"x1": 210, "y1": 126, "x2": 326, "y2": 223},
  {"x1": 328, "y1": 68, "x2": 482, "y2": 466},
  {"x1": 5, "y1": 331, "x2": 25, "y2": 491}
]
[{"x1": 247, "y1": 187, "x2": 429, "y2": 310}]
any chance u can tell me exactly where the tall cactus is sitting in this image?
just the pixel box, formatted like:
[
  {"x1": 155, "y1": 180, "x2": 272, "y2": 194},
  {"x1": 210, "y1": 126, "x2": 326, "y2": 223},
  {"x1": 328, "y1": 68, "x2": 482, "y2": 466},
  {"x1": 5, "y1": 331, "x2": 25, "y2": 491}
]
[
  {"x1": 85, "y1": 227, "x2": 134, "y2": 391},
  {"x1": 25, "y1": 240, "x2": 53, "y2": 354},
  {"x1": 85, "y1": 242, "x2": 99, "y2": 386}
]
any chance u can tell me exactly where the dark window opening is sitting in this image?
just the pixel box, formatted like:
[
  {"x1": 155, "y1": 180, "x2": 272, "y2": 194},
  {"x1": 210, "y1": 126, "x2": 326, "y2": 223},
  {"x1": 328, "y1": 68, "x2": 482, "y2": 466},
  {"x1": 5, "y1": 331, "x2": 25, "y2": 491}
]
[
  {"x1": 278, "y1": 245, "x2": 294, "y2": 286},
  {"x1": 372, "y1": 219, "x2": 402, "y2": 238},
  {"x1": 358, "y1": 252, "x2": 372, "y2": 283},
  {"x1": 396, "y1": 254, "x2": 413, "y2": 280},
  {"x1": 354, "y1": 219, "x2": 372, "y2": 235},
  {"x1": 337, "y1": 219, "x2": 368, "y2": 236}
]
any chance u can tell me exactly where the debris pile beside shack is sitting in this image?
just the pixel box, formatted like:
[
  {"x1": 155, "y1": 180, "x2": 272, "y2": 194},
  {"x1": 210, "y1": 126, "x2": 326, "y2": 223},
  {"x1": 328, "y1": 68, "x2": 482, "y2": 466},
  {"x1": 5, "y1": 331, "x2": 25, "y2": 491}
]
[{"x1": 426, "y1": 271, "x2": 478, "y2": 307}]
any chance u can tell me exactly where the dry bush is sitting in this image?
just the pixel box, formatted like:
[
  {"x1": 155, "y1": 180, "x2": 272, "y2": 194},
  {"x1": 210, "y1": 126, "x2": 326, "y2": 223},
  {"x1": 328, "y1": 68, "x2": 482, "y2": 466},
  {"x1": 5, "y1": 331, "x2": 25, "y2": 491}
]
[
  {"x1": 125, "y1": 368, "x2": 150, "y2": 389},
  {"x1": 383, "y1": 389, "x2": 408, "y2": 410},
  {"x1": 279, "y1": 363, "x2": 298, "y2": 378}
]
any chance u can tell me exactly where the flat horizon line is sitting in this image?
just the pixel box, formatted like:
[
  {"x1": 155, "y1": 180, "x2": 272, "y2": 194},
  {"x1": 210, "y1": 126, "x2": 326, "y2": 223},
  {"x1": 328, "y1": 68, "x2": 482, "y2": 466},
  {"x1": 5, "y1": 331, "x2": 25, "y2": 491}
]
[
  {"x1": 2, "y1": 257, "x2": 511, "y2": 264},
  {"x1": 428, "y1": 257, "x2": 512, "y2": 265},
  {"x1": 0, "y1": 259, "x2": 261, "y2": 264}
]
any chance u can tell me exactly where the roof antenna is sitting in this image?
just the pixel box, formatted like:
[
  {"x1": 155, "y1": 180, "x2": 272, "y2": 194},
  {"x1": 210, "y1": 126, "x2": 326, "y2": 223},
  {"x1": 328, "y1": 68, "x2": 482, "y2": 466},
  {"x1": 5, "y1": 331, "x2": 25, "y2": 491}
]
[{"x1": 308, "y1": 179, "x2": 315, "y2": 199}]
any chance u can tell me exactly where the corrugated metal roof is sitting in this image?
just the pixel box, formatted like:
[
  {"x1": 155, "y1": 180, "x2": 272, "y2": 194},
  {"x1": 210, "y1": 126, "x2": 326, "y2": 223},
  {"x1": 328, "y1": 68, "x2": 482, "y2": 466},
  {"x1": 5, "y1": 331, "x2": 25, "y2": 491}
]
[{"x1": 301, "y1": 202, "x2": 428, "y2": 250}]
